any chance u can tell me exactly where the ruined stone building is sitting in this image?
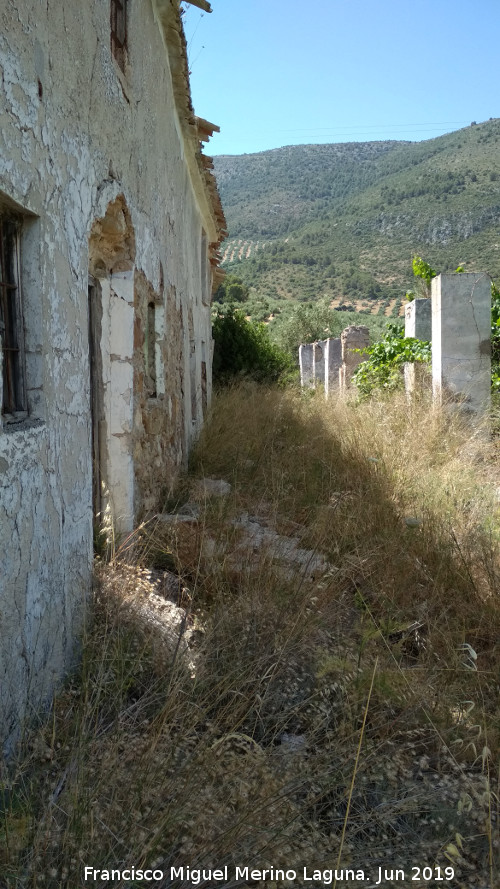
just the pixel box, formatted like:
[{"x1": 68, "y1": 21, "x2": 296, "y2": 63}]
[{"x1": 0, "y1": 0, "x2": 225, "y2": 753}]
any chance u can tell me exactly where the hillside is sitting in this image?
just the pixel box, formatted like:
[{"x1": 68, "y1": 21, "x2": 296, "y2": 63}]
[{"x1": 214, "y1": 119, "x2": 500, "y2": 316}]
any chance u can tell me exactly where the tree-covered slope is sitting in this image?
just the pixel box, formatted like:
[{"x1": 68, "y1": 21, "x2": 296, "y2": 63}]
[
  {"x1": 215, "y1": 140, "x2": 408, "y2": 238},
  {"x1": 214, "y1": 119, "x2": 500, "y2": 312}
]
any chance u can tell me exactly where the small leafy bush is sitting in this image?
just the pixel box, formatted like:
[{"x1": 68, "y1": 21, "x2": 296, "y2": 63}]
[
  {"x1": 353, "y1": 323, "x2": 431, "y2": 397},
  {"x1": 212, "y1": 306, "x2": 293, "y2": 384},
  {"x1": 412, "y1": 255, "x2": 437, "y2": 295}
]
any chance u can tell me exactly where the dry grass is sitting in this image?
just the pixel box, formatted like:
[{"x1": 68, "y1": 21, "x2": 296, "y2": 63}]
[{"x1": 1, "y1": 384, "x2": 500, "y2": 888}]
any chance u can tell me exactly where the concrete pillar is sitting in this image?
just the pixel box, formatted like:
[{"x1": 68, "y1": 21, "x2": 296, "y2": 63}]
[
  {"x1": 340, "y1": 325, "x2": 370, "y2": 391},
  {"x1": 405, "y1": 298, "x2": 432, "y2": 341},
  {"x1": 404, "y1": 299, "x2": 432, "y2": 398},
  {"x1": 431, "y1": 272, "x2": 491, "y2": 413},
  {"x1": 325, "y1": 337, "x2": 342, "y2": 398},
  {"x1": 404, "y1": 361, "x2": 431, "y2": 401},
  {"x1": 102, "y1": 271, "x2": 135, "y2": 534},
  {"x1": 313, "y1": 340, "x2": 326, "y2": 387},
  {"x1": 299, "y1": 343, "x2": 314, "y2": 388}
]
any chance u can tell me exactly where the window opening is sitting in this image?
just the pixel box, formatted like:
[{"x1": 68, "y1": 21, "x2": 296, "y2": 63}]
[
  {"x1": 201, "y1": 340, "x2": 207, "y2": 415},
  {"x1": 201, "y1": 361, "x2": 207, "y2": 414},
  {"x1": 0, "y1": 215, "x2": 26, "y2": 417},
  {"x1": 201, "y1": 230, "x2": 210, "y2": 306},
  {"x1": 88, "y1": 278, "x2": 104, "y2": 519},
  {"x1": 110, "y1": 0, "x2": 127, "y2": 71},
  {"x1": 147, "y1": 302, "x2": 157, "y2": 398},
  {"x1": 190, "y1": 339, "x2": 197, "y2": 423}
]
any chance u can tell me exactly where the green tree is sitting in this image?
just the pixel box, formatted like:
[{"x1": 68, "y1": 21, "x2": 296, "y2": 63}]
[
  {"x1": 269, "y1": 302, "x2": 387, "y2": 359},
  {"x1": 212, "y1": 306, "x2": 292, "y2": 384},
  {"x1": 213, "y1": 275, "x2": 250, "y2": 305}
]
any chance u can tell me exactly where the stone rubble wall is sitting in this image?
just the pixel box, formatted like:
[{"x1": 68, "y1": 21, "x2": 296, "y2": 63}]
[{"x1": 339, "y1": 326, "x2": 370, "y2": 390}]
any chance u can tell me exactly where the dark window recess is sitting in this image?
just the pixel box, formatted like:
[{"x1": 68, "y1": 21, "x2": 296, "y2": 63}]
[
  {"x1": 201, "y1": 360, "x2": 207, "y2": 415},
  {"x1": 0, "y1": 216, "x2": 26, "y2": 416},
  {"x1": 110, "y1": 0, "x2": 127, "y2": 71},
  {"x1": 190, "y1": 339, "x2": 198, "y2": 423},
  {"x1": 146, "y1": 302, "x2": 157, "y2": 398},
  {"x1": 88, "y1": 279, "x2": 104, "y2": 518}
]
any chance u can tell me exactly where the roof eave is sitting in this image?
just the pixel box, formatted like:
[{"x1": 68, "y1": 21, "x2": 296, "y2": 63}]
[{"x1": 151, "y1": 0, "x2": 226, "y2": 255}]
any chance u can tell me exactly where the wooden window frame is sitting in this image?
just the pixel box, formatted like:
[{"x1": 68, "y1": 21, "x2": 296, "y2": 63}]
[{"x1": 0, "y1": 215, "x2": 27, "y2": 420}]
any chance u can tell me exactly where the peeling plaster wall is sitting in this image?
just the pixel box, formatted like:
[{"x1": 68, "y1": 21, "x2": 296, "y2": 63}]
[{"x1": 0, "y1": 0, "x2": 214, "y2": 753}]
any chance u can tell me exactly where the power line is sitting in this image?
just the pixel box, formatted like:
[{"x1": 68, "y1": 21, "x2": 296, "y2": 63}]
[{"x1": 276, "y1": 121, "x2": 470, "y2": 133}]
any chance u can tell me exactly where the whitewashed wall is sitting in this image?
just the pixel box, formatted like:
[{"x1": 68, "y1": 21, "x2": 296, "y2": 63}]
[{"x1": 0, "y1": 0, "x2": 217, "y2": 753}]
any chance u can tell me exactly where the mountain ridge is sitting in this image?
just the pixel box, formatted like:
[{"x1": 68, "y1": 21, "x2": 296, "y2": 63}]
[{"x1": 213, "y1": 119, "x2": 500, "y2": 316}]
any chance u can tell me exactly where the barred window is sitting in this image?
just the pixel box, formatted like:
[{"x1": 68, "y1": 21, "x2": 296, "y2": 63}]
[
  {"x1": 110, "y1": 0, "x2": 127, "y2": 71},
  {"x1": 0, "y1": 215, "x2": 26, "y2": 417}
]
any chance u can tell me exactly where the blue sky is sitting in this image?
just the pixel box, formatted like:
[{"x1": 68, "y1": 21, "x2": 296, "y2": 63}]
[{"x1": 182, "y1": 0, "x2": 500, "y2": 156}]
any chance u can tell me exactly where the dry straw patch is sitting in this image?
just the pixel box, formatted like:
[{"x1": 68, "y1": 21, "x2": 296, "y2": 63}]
[{"x1": 1, "y1": 384, "x2": 500, "y2": 888}]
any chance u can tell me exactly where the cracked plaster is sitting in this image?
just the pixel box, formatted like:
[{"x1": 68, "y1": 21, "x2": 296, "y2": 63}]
[{"x1": 0, "y1": 0, "x2": 219, "y2": 754}]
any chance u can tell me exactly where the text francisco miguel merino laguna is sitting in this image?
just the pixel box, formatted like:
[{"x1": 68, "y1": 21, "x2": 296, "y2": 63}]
[{"x1": 83, "y1": 864, "x2": 455, "y2": 884}]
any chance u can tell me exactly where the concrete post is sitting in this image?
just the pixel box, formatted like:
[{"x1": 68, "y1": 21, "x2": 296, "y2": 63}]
[
  {"x1": 340, "y1": 325, "x2": 370, "y2": 391},
  {"x1": 104, "y1": 271, "x2": 135, "y2": 534},
  {"x1": 325, "y1": 337, "x2": 342, "y2": 398},
  {"x1": 299, "y1": 343, "x2": 314, "y2": 388},
  {"x1": 431, "y1": 272, "x2": 491, "y2": 413},
  {"x1": 404, "y1": 361, "x2": 431, "y2": 401},
  {"x1": 405, "y1": 298, "x2": 432, "y2": 341},
  {"x1": 404, "y1": 299, "x2": 432, "y2": 399},
  {"x1": 313, "y1": 340, "x2": 326, "y2": 388}
]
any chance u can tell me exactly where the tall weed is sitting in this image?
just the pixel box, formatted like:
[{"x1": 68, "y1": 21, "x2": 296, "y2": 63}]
[{"x1": 2, "y1": 385, "x2": 499, "y2": 888}]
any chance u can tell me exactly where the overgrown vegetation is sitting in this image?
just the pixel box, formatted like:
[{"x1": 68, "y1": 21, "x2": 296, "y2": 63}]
[
  {"x1": 411, "y1": 254, "x2": 437, "y2": 297},
  {"x1": 353, "y1": 265, "x2": 500, "y2": 399},
  {"x1": 491, "y1": 281, "x2": 500, "y2": 394},
  {"x1": 2, "y1": 386, "x2": 499, "y2": 888},
  {"x1": 212, "y1": 274, "x2": 250, "y2": 305},
  {"x1": 211, "y1": 299, "x2": 390, "y2": 379},
  {"x1": 353, "y1": 323, "x2": 431, "y2": 397},
  {"x1": 268, "y1": 300, "x2": 388, "y2": 358},
  {"x1": 212, "y1": 305, "x2": 293, "y2": 383}
]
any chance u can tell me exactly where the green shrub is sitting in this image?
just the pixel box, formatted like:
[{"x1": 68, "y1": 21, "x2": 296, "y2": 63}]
[
  {"x1": 213, "y1": 274, "x2": 250, "y2": 304},
  {"x1": 353, "y1": 323, "x2": 431, "y2": 397},
  {"x1": 212, "y1": 306, "x2": 293, "y2": 384}
]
